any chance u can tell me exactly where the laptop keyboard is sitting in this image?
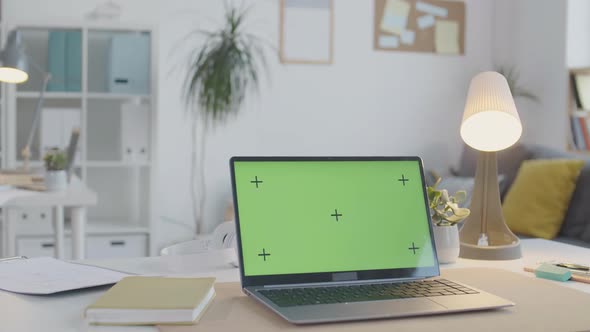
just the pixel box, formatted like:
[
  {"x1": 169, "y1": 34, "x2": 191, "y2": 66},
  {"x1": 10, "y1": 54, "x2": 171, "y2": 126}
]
[{"x1": 259, "y1": 279, "x2": 478, "y2": 307}]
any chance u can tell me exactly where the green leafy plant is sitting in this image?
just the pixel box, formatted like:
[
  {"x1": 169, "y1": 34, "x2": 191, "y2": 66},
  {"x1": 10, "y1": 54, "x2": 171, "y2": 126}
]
[
  {"x1": 183, "y1": 4, "x2": 267, "y2": 124},
  {"x1": 427, "y1": 178, "x2": 470, "y2": 226},
  {"x1": 496, "y1": 65, "x2": 539, "y2": 102},
  {"x1": 182, "y1": 4, "x2": 270, "y2": 234},
  {"x1": 43, "y1": 148, "x2": 68, "y2": 171}
]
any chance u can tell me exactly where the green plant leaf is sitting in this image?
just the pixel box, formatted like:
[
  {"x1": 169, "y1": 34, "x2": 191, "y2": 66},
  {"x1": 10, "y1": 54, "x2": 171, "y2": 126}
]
[
  {"x1": 453, "y1": 190, "x2": 467, "y2": 204},
  {"x1": 183, "y1": 4, "x2": 271, "y2": 126},
  {"x1": 447, "y1": 203, "x2": 471, "y2": 219}
]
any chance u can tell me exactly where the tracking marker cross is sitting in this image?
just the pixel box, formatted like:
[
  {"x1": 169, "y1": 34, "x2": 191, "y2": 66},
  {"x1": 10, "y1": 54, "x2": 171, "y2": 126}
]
[
  {"x1": 408, "y1": 242, "x2": 420, "y2": 255},
  {"x1": 250, "y1": 176, "x2": 263, "y2": 188},
  {"x1": 331, "y1": 209, "x2": 343, "y2": 222},
  {"x1": 258, "y1": 248, "x2": 271, "y2": 261},
  {"x1": 398, "y1": 174, "x2": 410, "y2": 186}
]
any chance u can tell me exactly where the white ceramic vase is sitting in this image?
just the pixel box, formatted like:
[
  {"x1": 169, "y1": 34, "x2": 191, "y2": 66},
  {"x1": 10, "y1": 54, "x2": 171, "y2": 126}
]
[
  {"x1": 433, "y1": 224, "x2": 460, "y2": 264},
  {"x1": 45, "y1": 170, "x2": 68, "y2": 191}
]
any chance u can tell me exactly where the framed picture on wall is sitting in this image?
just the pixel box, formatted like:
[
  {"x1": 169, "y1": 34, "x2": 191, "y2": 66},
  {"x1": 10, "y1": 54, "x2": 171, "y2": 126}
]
[{"x1": 279, "y1": 0, "x2": 334, "y2": 64}]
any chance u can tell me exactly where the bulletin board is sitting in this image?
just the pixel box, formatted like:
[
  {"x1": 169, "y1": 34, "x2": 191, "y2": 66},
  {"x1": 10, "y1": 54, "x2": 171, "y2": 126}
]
[
  {"x1": 374, "y1": 0, "x2": 465, "y2": 55},
  {"x1": 280, "y1": 0, "x2": 334, "y2": 64}
]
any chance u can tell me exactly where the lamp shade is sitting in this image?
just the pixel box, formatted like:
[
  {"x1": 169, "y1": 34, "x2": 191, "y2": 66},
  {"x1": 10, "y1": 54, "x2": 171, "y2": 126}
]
[
  {"x1": 0, "y1": 30, "x2": 29, "y2": 84},
  {"x1": 460, "y1": 71, "x2": 522, "y2": 152}
]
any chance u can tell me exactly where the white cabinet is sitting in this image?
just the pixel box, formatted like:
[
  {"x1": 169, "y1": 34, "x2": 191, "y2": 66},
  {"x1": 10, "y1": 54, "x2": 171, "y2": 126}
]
[
  {"x1": 17, "y1": 237, "x2": 74, "y2": 259},
  {"x1": 86, "y1": 234, "x2": 148, "y2": 259},
  {"x1": 16, "y1": 234, "x2": 148, "y2": 259},
  {"x1": 2, "y1": 23, "x2": 157, "y2": 257}
]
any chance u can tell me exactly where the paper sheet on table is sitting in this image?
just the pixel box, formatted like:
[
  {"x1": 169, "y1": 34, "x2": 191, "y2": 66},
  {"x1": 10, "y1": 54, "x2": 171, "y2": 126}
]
[
  {"x1": 380, "y1": 0, "x2": 410, "y2": 35},
  {"x1": 0, "y1": 257, "x2": 130, "y2": 295},
  {"x1": 435, "y1": 20, "x2": 460, "y2": 54}
]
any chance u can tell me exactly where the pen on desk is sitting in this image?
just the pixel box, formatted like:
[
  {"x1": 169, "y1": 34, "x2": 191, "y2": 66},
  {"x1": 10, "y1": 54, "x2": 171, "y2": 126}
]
[
  {"x1": 555, "y1": 262, "x2": 590, "y2": 273},
  {"x1": 0, "y1": 256, "x2": 28, "y2": 262}
]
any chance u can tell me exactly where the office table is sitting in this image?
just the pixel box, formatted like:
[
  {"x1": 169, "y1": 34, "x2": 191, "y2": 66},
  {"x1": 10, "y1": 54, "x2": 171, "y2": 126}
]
[
  {"x1": 0, "y1": 176, "x2": 97, "y2": 260},
  {"x1": 1, "y1": 239, "x2": 589, "y2": 332}
]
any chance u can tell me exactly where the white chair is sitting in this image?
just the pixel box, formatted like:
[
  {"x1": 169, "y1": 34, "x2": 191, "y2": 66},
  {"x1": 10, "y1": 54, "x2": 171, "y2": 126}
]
[{"x1": 160, "y1": 221, "x2": 239, "y2": 267}]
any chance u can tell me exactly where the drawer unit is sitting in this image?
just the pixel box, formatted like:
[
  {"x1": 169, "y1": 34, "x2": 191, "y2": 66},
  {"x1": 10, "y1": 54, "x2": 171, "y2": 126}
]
[
  {"x1": 86, "y1": 234, "x2": 148, "y2": 259},
  {"x1": 13, "y1": 207, "x2": 53, "y2": 225},
  {"x1": 16, "y1": 236, "x2": 73, "y2": 259}
]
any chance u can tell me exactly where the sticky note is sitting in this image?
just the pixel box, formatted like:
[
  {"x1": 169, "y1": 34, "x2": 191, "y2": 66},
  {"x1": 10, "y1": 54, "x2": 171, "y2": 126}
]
[
  {"x1": 535, "y1": 263, "x2": 572, "y2": 282},
  {"x1": 400, "y1": 30, "x2": 415, "y2": 45},
  {"x1": 380, "y1": 0, "x2": 410, "y2": 35},
  {"x1": 435, "y1": 20, "x2": 460, "y2": 54},
  {"x1": 417, "y1": 15, "x2": 435, "y2": 29},
  {"x1": 378, "y1": 35, "x2": 400, "y2": 48},
  {"x1": 416, "y1": 1, "x2": 448, "y2": 17}
]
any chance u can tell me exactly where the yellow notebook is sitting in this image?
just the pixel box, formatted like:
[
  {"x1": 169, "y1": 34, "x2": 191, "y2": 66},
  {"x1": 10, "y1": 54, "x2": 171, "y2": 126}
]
[{"x1": 85, "y1": 276, "x2": 215, "y2": 325}]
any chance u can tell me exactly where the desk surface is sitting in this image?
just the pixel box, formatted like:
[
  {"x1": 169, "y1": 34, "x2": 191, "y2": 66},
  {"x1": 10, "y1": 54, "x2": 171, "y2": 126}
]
[
  {"x1": 2, "y1": 239, "x2": 589, "y2": 332},
  {"x1": 0, "y1": 177, "x2": 97, "y2": 207}
]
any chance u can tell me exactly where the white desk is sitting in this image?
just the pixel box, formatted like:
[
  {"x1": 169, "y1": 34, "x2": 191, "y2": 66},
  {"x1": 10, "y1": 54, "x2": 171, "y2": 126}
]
[
  {"x1": 1, "y1": 239, "x2": 589, "y2": 332},
  {"x1": 0, "y1": 177, "x2": 97, "y2": 260}
]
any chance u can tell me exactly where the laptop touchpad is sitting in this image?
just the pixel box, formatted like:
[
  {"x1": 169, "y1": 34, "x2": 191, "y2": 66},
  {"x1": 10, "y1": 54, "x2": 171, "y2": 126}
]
[{"x1": 285, "y1": 298, "x2": 446, "y2": 321}]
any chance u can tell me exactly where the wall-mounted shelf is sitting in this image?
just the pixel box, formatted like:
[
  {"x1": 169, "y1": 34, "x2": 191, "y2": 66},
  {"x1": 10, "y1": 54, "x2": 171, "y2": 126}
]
[
  {"x1": 87, "y1": 92, "x2": 151, "y2": 101},
  {"x1": 2, "y1": 22, "x2": 158, "y2": 258},
  {"x1": 85, "y1": 161, "x2": 151, "y2": 167},
  {"x1": 16, "y1": 91, "x2": 83, "y2": 99}
]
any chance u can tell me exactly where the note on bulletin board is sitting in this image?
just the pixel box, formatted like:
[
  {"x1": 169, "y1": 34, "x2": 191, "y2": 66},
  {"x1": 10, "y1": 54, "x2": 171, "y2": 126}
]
[
  {"x1": 280, "y1": 0, "x2": 334, "y2": 64},
  {"x1": 374, "y1": 0, "x2": 465, "y2": 55}
]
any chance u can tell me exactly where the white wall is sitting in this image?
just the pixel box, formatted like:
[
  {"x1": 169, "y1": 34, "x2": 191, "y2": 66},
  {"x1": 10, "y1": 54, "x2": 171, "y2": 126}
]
[
  {"x1": 5, "y1": 0, "x2": 507, "y2": 251},
  {"x1": 493, "y1": 0, "x2": 568, "y2": 150},
  {"x1": 567, "y1": 0, "x2": 590, "y2": 68}
]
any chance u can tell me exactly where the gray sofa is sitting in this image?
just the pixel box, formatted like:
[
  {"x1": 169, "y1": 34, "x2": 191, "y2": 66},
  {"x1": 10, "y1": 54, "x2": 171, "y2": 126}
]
[{"x1": 448, "y1": 144, "x2": 590, "y2": 248}]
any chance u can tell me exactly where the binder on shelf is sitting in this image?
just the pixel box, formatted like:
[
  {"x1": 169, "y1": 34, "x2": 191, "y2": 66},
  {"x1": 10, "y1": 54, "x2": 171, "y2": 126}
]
[
  {"x1": 108, "y1": 33, "x2": 150, "y2": 94},
  {"x1": 65, "y1": 31, "x2": 82, "y2": 92},
  {"x1": 120, "y1": 102, "x2": 150, "y2": 163},
  {"x1": 47, "y1": 31, "x2": 82, "y2": 92},
  {"x1": 47, "y1": 31, "x2": 66, "y2": 91}
]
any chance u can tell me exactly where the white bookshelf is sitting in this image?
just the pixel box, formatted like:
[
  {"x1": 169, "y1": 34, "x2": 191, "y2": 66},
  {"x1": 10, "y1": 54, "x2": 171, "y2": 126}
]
[{"x1": 1, "y1": 21, "x2": 158, "y2": 257}]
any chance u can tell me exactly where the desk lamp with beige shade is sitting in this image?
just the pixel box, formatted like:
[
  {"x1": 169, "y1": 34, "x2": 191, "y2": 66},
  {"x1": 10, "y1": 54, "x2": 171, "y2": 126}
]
[
  {"x1": 459, "y1": 71, "x2": 523, "y2": 260},
  {"x1": 0, "y1": 30, "x2": 51, "y2": 185}
]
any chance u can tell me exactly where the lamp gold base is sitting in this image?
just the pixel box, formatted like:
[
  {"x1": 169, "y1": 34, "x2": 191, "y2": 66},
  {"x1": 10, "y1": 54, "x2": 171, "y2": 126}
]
[
  {"x1": 458, "y1": 151, "x2": 522, "y2": 260},
  {"x1": 460, "y1": 239, "x2": 521, "y2": 260}
]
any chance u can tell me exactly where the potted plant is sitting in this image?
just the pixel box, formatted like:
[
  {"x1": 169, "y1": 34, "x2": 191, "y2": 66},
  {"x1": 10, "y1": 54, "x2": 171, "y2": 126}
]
[
  {"x1": 427, "y1": 178, "x2": 471, "y2": 263},
  {"x1": 182, "y1": 4, "x2": 270, "y2": 234},
  {"x1": 43, "y1": 148, "x2": 68, "y2": 191}
]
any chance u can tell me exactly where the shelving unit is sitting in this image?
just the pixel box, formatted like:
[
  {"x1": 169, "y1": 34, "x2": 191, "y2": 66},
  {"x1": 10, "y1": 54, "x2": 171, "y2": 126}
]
[
  {"x1": 0, "y1": 21, "x2": 158, "y2": 258},
  {"x1": 567, "y1": 67, "x2": 590, "y2": 154}
]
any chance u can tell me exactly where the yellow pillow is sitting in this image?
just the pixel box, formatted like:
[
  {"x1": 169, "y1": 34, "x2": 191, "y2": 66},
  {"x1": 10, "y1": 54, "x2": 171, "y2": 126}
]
[{"x1": 503, "y1": 159, "x2": 584, "y2": 239}]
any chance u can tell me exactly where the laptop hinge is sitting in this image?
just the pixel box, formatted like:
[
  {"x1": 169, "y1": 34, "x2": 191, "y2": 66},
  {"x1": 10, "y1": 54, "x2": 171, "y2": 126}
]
[{"x1": 261, "y1": 276, "x2": 431, "y2": 289}]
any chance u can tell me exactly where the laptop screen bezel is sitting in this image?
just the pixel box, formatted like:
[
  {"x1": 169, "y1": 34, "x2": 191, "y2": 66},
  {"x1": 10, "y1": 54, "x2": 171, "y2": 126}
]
[{"x1": 230, "y1": 156, "x2": 440, "y2": 288}]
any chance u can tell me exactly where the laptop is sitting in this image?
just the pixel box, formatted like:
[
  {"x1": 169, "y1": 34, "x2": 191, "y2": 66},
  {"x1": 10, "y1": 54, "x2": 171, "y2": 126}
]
[{"x1": 230, "y1": 156, "x2": 514, "y2": 324}]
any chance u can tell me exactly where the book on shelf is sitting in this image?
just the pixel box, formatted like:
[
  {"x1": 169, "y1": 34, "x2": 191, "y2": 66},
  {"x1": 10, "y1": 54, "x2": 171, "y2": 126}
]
[
  {"x1": 570, "y1": 111, "x2": 590, "y2": 151},
  {"x1": 85, "y1": 276, "x2": 216, "y2": 325},
  {"x1": 573, "y1": 74, "x2": 590, "y2": 110}
]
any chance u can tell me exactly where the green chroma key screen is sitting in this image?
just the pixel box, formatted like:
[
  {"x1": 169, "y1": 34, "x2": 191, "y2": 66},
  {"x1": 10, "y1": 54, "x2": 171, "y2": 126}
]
[{"x1": 233, "y1": 159, "x2": 436, "y2": 277}]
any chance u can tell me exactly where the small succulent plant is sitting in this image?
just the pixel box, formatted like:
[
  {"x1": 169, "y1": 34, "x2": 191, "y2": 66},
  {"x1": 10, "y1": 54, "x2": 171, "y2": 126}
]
[
  {"x1": 43, "y1": 148, "x2": 67, "y2": 171},
  {"x1": 427, "y1": 178, "x2": 471, "y2": 226}
]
